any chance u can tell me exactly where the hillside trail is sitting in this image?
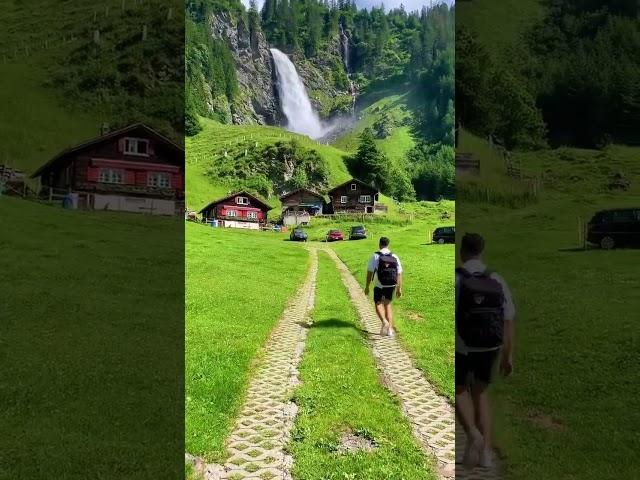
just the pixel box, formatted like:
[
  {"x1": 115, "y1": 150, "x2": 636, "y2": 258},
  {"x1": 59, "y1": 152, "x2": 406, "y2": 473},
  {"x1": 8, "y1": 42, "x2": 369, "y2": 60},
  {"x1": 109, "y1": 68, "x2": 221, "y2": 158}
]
[
  {"x1": 187, "y1": 247, "x2": 318, "y2": 480},
  {"x1": 321, "y1": 247, "x2": 457, "y2": 479}
]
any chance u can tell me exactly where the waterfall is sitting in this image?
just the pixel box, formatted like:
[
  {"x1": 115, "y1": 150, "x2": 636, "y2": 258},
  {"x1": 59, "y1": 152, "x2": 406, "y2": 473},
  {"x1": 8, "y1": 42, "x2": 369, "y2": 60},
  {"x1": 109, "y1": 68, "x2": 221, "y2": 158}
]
[
  {"x1": 270, "y1": 48, "x2": 325, "y2": 139},
  {"x1": 339, "y1": 26, "x2": 350, "y2": 73}
]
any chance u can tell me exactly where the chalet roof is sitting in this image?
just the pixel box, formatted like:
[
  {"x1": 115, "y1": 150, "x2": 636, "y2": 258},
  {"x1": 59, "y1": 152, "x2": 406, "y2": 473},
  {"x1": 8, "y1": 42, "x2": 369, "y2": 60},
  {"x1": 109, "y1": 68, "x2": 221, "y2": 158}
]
[
  {"x1": 198, "y1": 191, "x2": 273, "y2": 214},
  {"x1": 278, "y1": 187, "x2": 325, "y2": 202},
  {"x1": 31, "y1": 123, "x2": 184, "y2": 178},
  {"x1": 327, "y1": 178, "x2": 379, "y2": 194}
]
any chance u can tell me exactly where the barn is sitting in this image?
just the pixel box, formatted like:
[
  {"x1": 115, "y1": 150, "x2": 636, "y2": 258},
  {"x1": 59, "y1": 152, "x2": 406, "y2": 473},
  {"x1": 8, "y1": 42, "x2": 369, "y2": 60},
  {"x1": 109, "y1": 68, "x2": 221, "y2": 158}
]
[
  {"x1": 327, "y1": 178, "x2": 379, "y2": 214},
  {"x1": 30, "y1": 123, "x2": 184, "y2": 215},
  {"x1": 199, "y1": 191, "x2": 272, "y2": 230},
  {"x1": 279, "y1": 187, "x2": 325, "y2": 225}
]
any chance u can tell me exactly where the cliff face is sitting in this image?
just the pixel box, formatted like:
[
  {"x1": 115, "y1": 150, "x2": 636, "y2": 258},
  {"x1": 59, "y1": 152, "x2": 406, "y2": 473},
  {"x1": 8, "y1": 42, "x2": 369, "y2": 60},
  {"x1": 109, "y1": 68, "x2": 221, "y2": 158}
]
[
  {"x1": 210, "y1": 12, "x2": 279, "y2": 125},
  {"x1": 209, "y1": 11, "x2": 354, "y2": 125}
]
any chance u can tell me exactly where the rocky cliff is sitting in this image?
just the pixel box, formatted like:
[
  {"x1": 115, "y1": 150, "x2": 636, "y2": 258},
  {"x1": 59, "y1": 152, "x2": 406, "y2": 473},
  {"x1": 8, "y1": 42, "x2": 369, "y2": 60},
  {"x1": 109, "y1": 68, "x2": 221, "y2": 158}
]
[
  {"x1": 210, "y1": 11, "x2": 279, "y2": 125},
  {"x1": 209, "y1": 11, "x2": 354, "y2": 125}
]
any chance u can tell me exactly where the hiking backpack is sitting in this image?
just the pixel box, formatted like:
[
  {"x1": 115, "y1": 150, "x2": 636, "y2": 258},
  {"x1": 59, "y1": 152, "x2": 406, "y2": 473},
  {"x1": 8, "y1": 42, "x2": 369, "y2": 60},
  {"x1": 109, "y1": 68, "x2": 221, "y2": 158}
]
[
  {"x1": 376, "y1": 252, "x2": 399, "y2": 286},
  {"x1": 456, "y1": 268, "x2": 505, "y2": 349}
]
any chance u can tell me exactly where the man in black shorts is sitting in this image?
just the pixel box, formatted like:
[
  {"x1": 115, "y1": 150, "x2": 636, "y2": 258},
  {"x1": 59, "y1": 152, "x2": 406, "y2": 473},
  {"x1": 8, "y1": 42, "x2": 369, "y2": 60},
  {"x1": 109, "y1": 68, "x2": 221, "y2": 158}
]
[
  {"x1": 456, "y1": 233, "x2": 515, "y2": 468},
  {"x1": 364, "y1": 237, "x2": 403, "y2": 337}
]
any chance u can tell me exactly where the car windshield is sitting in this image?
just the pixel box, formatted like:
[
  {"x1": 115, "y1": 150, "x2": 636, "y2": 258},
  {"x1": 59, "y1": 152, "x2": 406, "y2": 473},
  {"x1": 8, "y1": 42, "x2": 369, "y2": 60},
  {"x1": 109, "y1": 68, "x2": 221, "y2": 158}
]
[
  {"x1": 330, "y1": 230, "x2": 340, "y2": 234},
  {"x1": 352, "y1": 226, "x2": 364, "y2": 232}
]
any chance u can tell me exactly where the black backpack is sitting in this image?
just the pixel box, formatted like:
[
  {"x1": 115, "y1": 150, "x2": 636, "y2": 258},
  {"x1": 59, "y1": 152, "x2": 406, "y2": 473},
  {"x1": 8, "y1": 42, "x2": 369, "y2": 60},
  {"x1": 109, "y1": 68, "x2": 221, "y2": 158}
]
[
  {"x1": 376, "y1": 252, "x2": 398, "y2": 286},
  {"x1": 456, "y1": 267, "x2": 505, "y2": 348}
]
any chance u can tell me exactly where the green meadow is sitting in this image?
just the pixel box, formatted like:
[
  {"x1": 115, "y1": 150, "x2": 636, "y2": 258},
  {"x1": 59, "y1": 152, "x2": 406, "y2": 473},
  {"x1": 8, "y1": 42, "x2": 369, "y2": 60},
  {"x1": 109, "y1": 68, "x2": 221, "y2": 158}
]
[
  {"x1": 458, "y1": 131, "x2": 640, "y2": 478},
  {"x1": 0, "y1": 197, "x2": 184, "y2": 479},
  {"x1": 289, "y1": 251, "x2": 436, "y2": 480}
]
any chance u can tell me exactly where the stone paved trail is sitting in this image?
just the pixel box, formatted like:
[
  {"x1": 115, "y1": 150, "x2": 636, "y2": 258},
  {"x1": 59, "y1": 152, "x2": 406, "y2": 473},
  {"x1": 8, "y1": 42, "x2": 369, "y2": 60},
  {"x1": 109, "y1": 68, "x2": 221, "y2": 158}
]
[
  {"x1": 190, "y1": 248, "x2": 318, "y2": 480},
  {"x1": 324, "y1": 248, "x2": 457, "y2": 480}
]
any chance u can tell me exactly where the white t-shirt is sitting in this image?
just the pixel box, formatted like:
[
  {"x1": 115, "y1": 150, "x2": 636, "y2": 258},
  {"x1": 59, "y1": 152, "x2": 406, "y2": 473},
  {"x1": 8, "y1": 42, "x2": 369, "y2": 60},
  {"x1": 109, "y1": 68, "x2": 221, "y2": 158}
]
[
  {"x1": 455, "y1": 258, "x2": 515, "y2": 353},
  {"x1": 367, "y1": 247, "x2": 403, "y2": 288}
]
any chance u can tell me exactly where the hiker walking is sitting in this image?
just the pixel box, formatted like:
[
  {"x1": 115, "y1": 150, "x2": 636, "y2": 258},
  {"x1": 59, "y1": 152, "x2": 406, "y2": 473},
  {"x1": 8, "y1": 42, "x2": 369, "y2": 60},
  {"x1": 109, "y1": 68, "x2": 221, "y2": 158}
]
[
  {"x1": 364, "y1": 236, "x2": 403, "y2": 337},
  {"x1": 455, "y1": 233, "x2": 515, "y2": 469}
]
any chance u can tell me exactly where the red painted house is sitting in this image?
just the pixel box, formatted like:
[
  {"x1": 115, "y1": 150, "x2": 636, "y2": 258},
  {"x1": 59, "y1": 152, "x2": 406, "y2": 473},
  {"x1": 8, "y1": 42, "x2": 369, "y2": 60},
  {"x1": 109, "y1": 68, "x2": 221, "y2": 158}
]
[
  {"x1": 30, "y1": 123, "x2": 184, "y2": 215},
  {"x1": 199, "y1": 191, "x2": 272, "y2": 230}
]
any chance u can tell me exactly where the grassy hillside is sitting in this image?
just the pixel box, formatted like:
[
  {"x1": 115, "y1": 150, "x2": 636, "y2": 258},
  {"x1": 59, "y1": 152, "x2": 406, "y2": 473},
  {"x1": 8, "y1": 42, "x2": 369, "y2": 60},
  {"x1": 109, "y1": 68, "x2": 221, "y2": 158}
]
[
  {"x1": 333, "y1": 88, "x2": 417, "y2": 167},
  {"x1": 0, "y1": 0, "x2": 182, "y2": 175},
  {"x1": 0, "y1": 197, "x2": 183, "y2": 478},
  {"x1": 186, "y1": 118, "x2": 350, "y2": 211}
]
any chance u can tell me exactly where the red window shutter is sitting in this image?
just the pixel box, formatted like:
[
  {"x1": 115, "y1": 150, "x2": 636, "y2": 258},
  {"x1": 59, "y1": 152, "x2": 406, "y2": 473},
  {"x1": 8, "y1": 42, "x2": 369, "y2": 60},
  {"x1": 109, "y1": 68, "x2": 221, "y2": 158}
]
[
  {"x1": 125, "y1": 170, "x2": 135, "y2": 185},
  {"x1": 87, "y1": 167, "x2": 99, "y2": 182},
  {"x1": 136, "y1": 172, "x2": 147, "y2": 185},
  {"x1": 118, "y1": 138, "x2": 126, "y2": 153}
]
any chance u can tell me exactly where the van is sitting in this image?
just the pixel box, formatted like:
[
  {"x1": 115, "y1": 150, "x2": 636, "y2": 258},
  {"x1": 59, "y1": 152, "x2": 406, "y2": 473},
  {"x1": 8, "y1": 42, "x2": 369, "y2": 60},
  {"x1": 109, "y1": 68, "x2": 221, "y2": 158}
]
[
  {"x1": 432, "y1": 226, "x2": 455, "y2": 244},
  {"x1": 587, "y1": 208, "x2": 640, "y2": 249}
]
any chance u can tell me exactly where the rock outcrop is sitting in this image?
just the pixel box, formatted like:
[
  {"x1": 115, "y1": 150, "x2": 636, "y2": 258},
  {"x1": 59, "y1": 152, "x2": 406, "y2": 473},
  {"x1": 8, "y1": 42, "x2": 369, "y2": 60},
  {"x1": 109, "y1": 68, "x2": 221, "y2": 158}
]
[{"x1": 210, "y1": 12, "x2": 279, "y2": 125}]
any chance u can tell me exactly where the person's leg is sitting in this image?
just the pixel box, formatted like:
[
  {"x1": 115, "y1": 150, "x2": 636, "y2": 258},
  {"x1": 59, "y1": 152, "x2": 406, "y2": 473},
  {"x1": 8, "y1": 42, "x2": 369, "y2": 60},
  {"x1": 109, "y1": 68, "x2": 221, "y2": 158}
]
[
  {"x1": 373, "y1": 288, "x2": 389, "y2": 335},
  {"x1": 455, "y1": 353, "x2": 483, "y2": 467},
  {"x1": 383, "y1": 299, "x2": 394, "y2": 334},
  {"x1": 471, "y1": 350, "x2": 499, "y2": 467}
]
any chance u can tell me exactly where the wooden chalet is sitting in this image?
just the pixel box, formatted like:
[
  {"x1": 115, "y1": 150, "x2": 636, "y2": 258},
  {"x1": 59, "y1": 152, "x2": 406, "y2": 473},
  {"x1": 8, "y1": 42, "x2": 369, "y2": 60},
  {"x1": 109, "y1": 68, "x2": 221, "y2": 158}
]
[
  {"x1": 327, "y1": 178, "x2": 379, "y2": 214},
  {"x1": 279, "y1": 187, "x2": 325, "y2": 225},
  {"x1": 30, "y1": 123, "x2": 184, "y2": 215},
  {"x1": 199, "y1": 191, "x2": 272, "y2": 230}
]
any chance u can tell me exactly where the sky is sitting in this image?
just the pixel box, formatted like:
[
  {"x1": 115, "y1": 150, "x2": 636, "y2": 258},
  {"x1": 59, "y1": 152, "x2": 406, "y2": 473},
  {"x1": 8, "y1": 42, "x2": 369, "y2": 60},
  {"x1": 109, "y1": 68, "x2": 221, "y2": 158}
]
[{"x1": 241, "y1": 0, "x2": 453, "y2": 14}]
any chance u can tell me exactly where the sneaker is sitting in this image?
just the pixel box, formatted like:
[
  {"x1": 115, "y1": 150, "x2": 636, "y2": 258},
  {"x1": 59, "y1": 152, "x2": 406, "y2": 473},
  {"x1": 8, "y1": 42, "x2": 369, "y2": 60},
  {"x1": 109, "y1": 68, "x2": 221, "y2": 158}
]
[
  {"x1": 387, "y1": 328, "x2": 395, "y2": 337},
  {"x1": 380, "y1": 323, "x2": 389, "y2": 336},
  {"x1": 463, "y1": 430, "x2": 483, "y2": 468},
  {"x1": 479, "y1": 448, "x2": 493, "y2": 468}
]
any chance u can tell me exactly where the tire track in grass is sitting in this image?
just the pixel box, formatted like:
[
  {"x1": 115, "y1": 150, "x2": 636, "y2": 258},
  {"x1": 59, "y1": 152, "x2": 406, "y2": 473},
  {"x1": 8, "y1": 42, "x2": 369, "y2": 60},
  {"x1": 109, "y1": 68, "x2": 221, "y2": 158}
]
[
  {"x1": 323, "y1": 248, "x2": 456, "y2": 480},
  {"x1": 187, "y1": 245, "x2": 317, "y2": 480},
  {"x1": 288, "y1": 251, "x2": 435, "y2": 480}
]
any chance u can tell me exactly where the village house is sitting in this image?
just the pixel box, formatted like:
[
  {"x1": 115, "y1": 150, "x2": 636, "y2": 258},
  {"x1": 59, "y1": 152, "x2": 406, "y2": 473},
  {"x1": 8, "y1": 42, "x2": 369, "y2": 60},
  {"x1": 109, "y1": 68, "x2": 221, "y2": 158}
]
[
  {"x1": 327, "y1": 178, "x2": 380, "y2": 214},
  {"x1": 30, "y1": 123, "x2": 184, "y2": 215},
  {"x1": 199, "y1": 191, "x2": 272, "y2": 230},
  {"x1": 279, "y1": 187, "x2": 325, "y2": 225}
]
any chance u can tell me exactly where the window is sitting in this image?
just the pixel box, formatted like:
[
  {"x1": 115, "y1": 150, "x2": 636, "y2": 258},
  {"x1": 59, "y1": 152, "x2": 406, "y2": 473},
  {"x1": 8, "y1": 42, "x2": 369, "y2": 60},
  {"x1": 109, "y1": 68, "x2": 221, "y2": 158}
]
[
  {"x1": 227, "y1": 210, "x2": 237, "y2": 217},
  {"x1": 98, "y1": 168, "x2": 124, "y2": 184},
  {"x1": 359, "y1": 195, "x2": 371, "y2": 203},
  {"x1": 236, "y1": 196, "x2": 249, "y2": 205},
  {"x1": 147, "y1": 172, "x2": 171, "y2": 188},
  {"x1": 350, "y1": 183, "x2": 357, "y2": 190},
  {"x1": 247, "y1": 211, "x2": 258, "y2": 219},
  {"x1": 340, "y1": 196, "x2": 348, "y2": 204},
  {"x1": 124, "y1": 137, "x2": 149, "y2": 156},
  {"x1": 611, "y1": 210, "x2": 634, "y2": 222}
]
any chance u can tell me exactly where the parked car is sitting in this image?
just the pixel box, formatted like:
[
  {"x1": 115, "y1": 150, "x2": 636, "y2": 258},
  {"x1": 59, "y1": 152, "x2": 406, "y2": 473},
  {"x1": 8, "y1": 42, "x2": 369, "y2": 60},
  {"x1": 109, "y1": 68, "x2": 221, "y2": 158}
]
[
  {"x1": 432, "y1": 226, "x2": 455, "y2": 244},
  {"x1": 326, "y1": 229, "x2": 344, "y2": 242},
  {"x1": 587, "y1": 208, "x2": 640, "y2": 249},
  {"x1": 290, "y1": 228, "x2": 308, "y2": 242},
  {"x1": 349, "y1": 225, "x2": 367, "y2": 240}
]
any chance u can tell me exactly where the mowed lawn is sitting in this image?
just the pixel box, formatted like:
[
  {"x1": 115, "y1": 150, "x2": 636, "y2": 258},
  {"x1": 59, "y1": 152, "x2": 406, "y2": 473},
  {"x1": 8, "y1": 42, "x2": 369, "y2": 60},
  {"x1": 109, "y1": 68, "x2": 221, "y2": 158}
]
[
  {"x1": 322, "y1": 213, "x2": 455, "y2": 401},
  {"x1": 185, "y1": 223, "x2": 309, "y2": 461},
  {"x1": 0, "y1": 197, "x2": 184, "y2": 479},
  {"x1": 289, "y1": 252, "x2": 435, "y2": 480},
  {"x1": 457, "y1": 196, "x2": 640, "y2": 480}
]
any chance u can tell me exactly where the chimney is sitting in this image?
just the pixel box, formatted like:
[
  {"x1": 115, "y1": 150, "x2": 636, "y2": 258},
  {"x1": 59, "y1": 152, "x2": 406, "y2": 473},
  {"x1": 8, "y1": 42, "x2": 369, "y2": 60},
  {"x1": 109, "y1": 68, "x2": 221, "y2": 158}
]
[{"x1": 100, "y1": 122, "x2": 110, "y2": 136}]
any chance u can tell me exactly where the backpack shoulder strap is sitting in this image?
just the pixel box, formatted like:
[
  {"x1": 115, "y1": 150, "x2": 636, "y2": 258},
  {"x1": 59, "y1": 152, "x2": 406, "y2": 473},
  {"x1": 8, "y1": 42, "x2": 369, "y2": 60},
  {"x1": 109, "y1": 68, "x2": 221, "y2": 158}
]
[{"x1": 455, "y1": 267, "x2": 471, "y2": 278}]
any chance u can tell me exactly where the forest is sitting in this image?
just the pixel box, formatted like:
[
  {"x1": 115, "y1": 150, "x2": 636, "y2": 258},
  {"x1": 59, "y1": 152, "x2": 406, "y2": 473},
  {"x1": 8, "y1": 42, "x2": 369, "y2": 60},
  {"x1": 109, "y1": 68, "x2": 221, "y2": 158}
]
[
  {"x1": 456, "y1": 0, "x2": 640, "y2": 149},
  {"x1": 186, "y1": 0, "x2": 455, "y2": 201}
]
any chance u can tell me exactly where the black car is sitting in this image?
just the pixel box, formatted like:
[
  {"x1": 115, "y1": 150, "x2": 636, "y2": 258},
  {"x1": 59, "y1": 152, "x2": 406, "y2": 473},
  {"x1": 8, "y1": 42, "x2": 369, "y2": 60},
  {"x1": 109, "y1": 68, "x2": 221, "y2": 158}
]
[
  {"x1": 587, "y1": 208, "x2": 640, "y2": 249},
  {"x1": 290, "y1": 228, "x2": 308, "y2": 242},
  {"x1": 349, "y1": 225, "x2": 367, "y2": 240},
  {"x1": 432, "y1": 226, "x2": 455, "y2": 244}
]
